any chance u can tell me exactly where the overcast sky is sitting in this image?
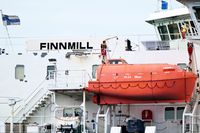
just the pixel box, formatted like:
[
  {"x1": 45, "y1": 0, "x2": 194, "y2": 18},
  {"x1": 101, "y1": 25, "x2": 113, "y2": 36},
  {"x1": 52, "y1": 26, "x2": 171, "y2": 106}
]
[{"x1": 0, "y1": 0, "x2": 184, "y2": 38}]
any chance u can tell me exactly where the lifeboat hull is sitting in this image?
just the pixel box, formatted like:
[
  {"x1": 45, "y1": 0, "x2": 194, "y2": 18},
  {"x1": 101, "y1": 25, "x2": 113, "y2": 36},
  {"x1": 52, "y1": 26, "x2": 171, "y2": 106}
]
[{"x1": 87, "y1": 62, "x2": 197, "y2": 105}]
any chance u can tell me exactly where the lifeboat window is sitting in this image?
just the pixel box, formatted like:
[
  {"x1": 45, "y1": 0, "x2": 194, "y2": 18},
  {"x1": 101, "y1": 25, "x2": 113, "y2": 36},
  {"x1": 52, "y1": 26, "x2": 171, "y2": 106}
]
[
  {"x1": 108, "y1": 60, "x2": 127, "y2": 64},
  {"x1": 167, "y1": 23, "x2": 181, "y2": 40},
  {"x1": 177, "y1": 63, "x2": 187, "y2": 70},
  {"x1": 15, "y1": 65, "x2": 25, "y2": 81},
  {"x1": 157, "y1": 25, "x2": 170, "y2": 41},
  {"x1": 165, "y1": 107, "x2": 175, "y2": 120},
  {"x1": 92, "y1": 64, "x2": 99, "y2": 79},
  {"x1": 177, "y1": 107, "x2": 185, "y2": 120}
]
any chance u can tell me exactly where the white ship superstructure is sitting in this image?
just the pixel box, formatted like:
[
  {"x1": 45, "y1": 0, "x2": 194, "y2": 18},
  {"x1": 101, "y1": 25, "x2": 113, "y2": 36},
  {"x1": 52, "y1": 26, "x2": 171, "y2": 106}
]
[{"x1": 0, "y1": 1, "x2": 200, "y2": 133}]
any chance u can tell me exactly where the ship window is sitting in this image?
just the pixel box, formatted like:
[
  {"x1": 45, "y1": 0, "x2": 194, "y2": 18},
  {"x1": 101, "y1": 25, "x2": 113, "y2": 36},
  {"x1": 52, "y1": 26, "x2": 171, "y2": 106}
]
[
  {"x1": 157, "y1": 25, "x2": 169, "y2": 41},
  {"x1": 167, "y1": 23, "x2": 181, "y2": 40},
  {"x1": 193, "y1": 6, "x2": 200, "y2": 21},
  {"x1": 75, "y1": 108, "x2": 83, "y2": 117},
  {"x1": 47, "y1": 65, "x2": 55, "y2": 79},
  {"x1": 15, "y1": 65, "x2": 25, "y2": 81},
  {"x1": 190, "y1": 21, "x2": 198, "y2": 35},
  {"x1": 92, "y1": 65, "x2": 99, "y2": 79},
  {"x1": 63, "y1": 108, "x2": 73, "y2": 117},
  {"x1": 184, "y1": 21, "x2": 191, "y2": 35},
  {"x1": 165, "y1": 107, "x2": 175, "y2": 120},
  {"x1": 177, "y1": 107, "x2": 185, "y2": 120}
]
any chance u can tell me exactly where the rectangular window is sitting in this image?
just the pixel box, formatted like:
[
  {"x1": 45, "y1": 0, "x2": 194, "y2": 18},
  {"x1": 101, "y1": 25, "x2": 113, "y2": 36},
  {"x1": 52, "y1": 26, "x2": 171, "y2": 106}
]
[
  {"x1": 47, "y1": 65, "x2": 55, "y2": 79},
  {"x1": 177, "y1": 107, "x2": 185, "y2": 120},
  {"x1": 158, "y1": 25, "x2": 170, "y2": 41},
  {"x1": 15, "y1": 65, "x2": 24, "y2": 81},
  {"x1": 165, "y1": 107, "x2": 175, "y2": 120},
  {"x1": 190, "y1": 21, "x2": 198, "y2": 35},
  {"x1": 168, "y1": 23, "x2": 181, "y2": 40},
  {"x1": 184, "y1": 21, "x2": 191, "y2": 35},
  {"x1": 92, "y1": 65, "x2": 99, "y2": 79},
  {"x1": 63, "y1": 108, "x2": 73, "y2": 117},
  {"x1": 193, "y1": 6, "x2": 200, "y2": 21}
]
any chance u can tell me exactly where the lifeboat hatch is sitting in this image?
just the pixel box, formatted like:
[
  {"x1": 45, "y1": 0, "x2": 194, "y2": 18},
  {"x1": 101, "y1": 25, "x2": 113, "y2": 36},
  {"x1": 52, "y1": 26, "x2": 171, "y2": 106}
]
[{"x1": 163, "y1": 66, "x2": 175, "y2": 72}]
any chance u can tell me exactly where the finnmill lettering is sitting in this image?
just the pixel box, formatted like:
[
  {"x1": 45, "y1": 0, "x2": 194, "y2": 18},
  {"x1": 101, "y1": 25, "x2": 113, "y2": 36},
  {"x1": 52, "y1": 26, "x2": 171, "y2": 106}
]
[{"x1": 40, "y1": 42, "x2": 93, "y2": 50}]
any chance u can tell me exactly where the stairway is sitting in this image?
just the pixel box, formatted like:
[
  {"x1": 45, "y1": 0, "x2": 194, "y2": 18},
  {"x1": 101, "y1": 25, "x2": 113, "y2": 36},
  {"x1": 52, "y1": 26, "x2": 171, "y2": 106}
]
[
  {"x1": 182, "y1": 92, "x2": 200, "y2": 133},
  {"x1": 5, "y1": 79, "x2": 54, "y2": 124},
  {"x1": 16, "y1": 90, "x2": 54, "y2": 123}
]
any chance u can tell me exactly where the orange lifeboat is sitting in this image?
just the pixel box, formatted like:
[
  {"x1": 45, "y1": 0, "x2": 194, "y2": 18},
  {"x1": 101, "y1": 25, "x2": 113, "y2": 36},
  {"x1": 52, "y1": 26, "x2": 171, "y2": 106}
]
[{"x1": 87, "y1": 59, "x2": 197, "y2": 105}]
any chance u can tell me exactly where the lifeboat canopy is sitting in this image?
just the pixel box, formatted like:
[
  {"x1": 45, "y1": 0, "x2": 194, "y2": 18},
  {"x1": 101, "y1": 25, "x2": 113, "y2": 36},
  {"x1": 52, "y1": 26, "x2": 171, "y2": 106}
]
[{"x1": 87, "y1": 59, "x2": 197, "y2": 105}]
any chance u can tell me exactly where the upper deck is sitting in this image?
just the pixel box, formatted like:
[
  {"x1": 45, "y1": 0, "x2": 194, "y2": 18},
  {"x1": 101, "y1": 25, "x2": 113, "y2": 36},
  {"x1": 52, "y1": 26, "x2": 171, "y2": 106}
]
[{"x1": 146, "y1": 7, "x2": 198, "y2": 42}]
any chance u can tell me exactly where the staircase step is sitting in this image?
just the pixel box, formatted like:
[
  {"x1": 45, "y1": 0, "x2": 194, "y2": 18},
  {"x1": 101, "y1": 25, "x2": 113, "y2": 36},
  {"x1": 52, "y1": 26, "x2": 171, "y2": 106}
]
[
  {"x1": 31, "y1": 108, "x2": 37, "y2": 113},
  {"x1": 14, "y1": 90, "x2": 54, "y2": 123},
  {"x1": 34, "y1": 105, "x2": 40, "y2": 110},
  {"x1": 47, "y1": 92, "x2": 53, "y2": 96},
  {"x1": 43, "y1": 96, "x2": 50, "y2": 99}
]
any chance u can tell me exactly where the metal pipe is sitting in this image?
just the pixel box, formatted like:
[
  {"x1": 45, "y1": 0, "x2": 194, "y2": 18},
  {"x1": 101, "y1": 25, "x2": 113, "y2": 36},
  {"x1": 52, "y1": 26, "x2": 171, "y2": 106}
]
[
  {"x1": 105, "y1": 106, "x2": 110, "y2": 133},
  {"x1": 83, "y1": 90, "x2": 86, "y2": 133},
  {"x1": 10, "y1": 104, "x2": 14, "y2": 133},
  {"x1": 112, "y1": 106, "x2": 116, "y2": 127},
  {"x1": 96, "y1": 106, "x2": 101, "y2": 133},
  {"x1": 182, "y1": 104, "x2": 187, "y2": 133}
]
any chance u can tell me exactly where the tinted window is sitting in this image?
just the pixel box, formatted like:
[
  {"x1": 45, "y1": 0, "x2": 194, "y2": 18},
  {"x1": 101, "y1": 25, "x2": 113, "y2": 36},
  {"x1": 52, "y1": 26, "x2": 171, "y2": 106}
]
[
  {"x1": 193, "y1": 7, "x2": 200, "y2": 21},
  {"x1": 158, "y1": 25, "x2": 170, "y2": 41},
  {"x1": 15, "y1": 65, "x2": 25, "y2": 81},
  {"x1": 177, "y1": 107, "x2": 185, "y2": 120},
  {"x1": 63, "y1": 108, "x2": 73, "y2": 117},
  {"x1": 165, "y1": 107, "x2": 175, "y2": 120},
  {"x1": 92, "y1": 65, "x2": 99, "y2": 79},
  {"x1": 168, "y1": 23, "x2": 181, "y2": 40},
  {"x1": 47, "y1": 65, "x2": 55, "y2": 79}
]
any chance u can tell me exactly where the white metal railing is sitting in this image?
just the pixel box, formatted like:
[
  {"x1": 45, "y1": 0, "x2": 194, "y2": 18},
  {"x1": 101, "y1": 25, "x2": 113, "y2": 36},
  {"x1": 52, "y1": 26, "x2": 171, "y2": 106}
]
[
  {"x1": 142, "y1": 39, "x2": 188, "y2": 51},
  {"x1": 182, "y1": 115, "x2": 200, "y2": 133},
  {"x1": 7, "y1": 69, "x2": 90, "y2": 123},
  {"x1": 6, "y1": 79, "x2": 50, "y2": 123},
  {"x1": 182, "y1": 94, "x2": 200, "y2": 133},
  {"x1": 186, "y1": 26, "x2": 199, "y2": 37},
  {"x1": 47, "y1": 69, "x2": 90, "y2": 90}
]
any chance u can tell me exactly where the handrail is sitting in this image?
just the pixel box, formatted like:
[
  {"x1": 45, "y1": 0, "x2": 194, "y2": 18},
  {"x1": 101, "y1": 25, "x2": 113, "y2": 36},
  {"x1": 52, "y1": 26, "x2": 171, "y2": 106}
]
[
  {"x1": 25, "y1": 78, "x2": 47, "y2": 104},
  {"x1": 47, "y1": 69, "x2": 91, "y2": 89},
  {"x1": 6, "y1": 69, "x2": 91, "y2": 123},
  {"x1": 17, "y1": 88, "x2": 50, "y2": 122},
  {"x1": 5, "y1": 78, "x2": 47, "y2": 123},
  {"x1": 15, "y1": 78, "x2": 47, "y2": 114},
  {"x1": 182, "y1": 91, "x2": 199, "y2": 133}
]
